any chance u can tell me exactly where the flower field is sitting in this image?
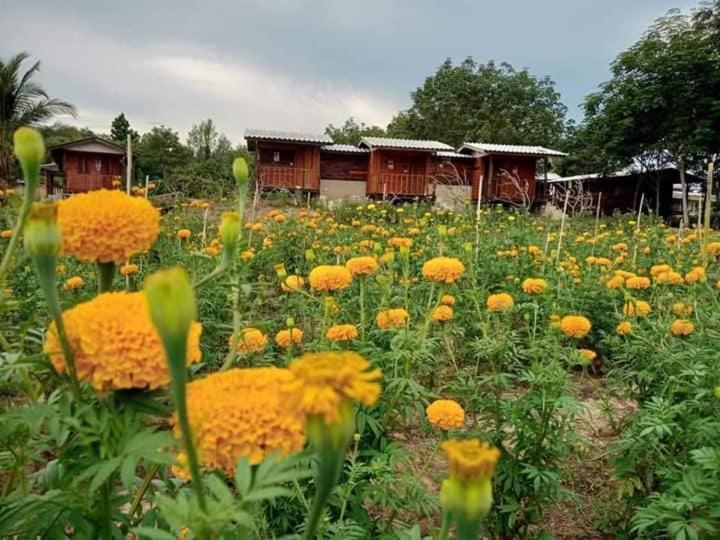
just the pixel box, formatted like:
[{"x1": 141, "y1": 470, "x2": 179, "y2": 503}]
[{"x1": 2, "y1": 130, "x2": 720, "y2": 539}]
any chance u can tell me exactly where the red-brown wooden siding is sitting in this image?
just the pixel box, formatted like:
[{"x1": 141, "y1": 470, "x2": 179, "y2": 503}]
[
  {"x1": 255, "y1": 142, "x2": 321, "y2": 191},
  {"x1": 367, "y1": 149, "x2": 431, "y2": 197},
  {"x1": 471, "y1": 155, "x2": 538, "y2": 201},
  {"x1": 319, "y1": 153, "x2": 368, "y2": 181},
  {"x1": 64, "y1": 151, "x2": 124, "y2": 192}
]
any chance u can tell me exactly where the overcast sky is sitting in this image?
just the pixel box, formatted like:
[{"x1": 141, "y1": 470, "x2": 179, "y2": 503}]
[{"x1": 0, "y1": 0, "x2": 700, "y2": 145}]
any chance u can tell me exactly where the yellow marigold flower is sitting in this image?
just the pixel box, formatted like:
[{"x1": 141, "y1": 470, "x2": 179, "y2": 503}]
[
  {"x1": 441, "y1": 439, "x2": 500, "y2": 483},
  {"x1": 63, "y1": 276, "x2": 84, "y2": 290},
  {"x1": 623, "y1": 300, "x2": 651, "y2": 317},
  {"x1": 0, "y1": 229, "x2": 12, "y2": 239},
  {"x1": 616, "y1": 321, "x2": 633, "y2": 335},
  {"x1": 706, "y1": 242, "x2": 720, "y2": 257},
  {"x1": 232, "y1": 328, "x2": 268, "y2": 354},
  {"x1": 594, "y1": 257, "x2": 612, "y2": 268},
  {"x1": 441, "y1": 294, "x2": 456, "y2": 305},
  {"x1": 120, "y1": 263, "x2": 139, "y2": 276},
  {"x1": 240, "y1": 250, "x2": 254, "y2": 260},
  {"x1": 560, "y1": 315, "x2": 592, "y2": 338},
  {"x1": 521, "y1": 278, "x2": 547, "y2": 295},
  {"x1": 287, "y1": 351, "x2": 382, "y2": 424},
  {"x1": 655, "y1": 270, "x2": 684, "y2": 285},
  {"x1": 326, "y1": 324, "x2": 358, "y2": 342},
  {"x1": 275, "y1": 328, "x2": 303, "y2": 348},
  {"x1": 685, "y1": 266, "x2": 706, "y2": 284},
  {"x1": 606, "y1": 275, "x2": 625, "y2": 289},
  {"x1": 486, "y1": 292, "x2": 514, "y2": 312},
  {"x1": 625, "y1": 276, "x2": 650, "y2": 289},
  {"x1": 579, "y1": 349, "x2": 597, "y2": 362},
  {"x1": 389, "y1": 236, "x2": 413, "y2": 248},
  {"x1": 432, "y1": 305, "x2": 454, "y2": 322},
  {"x1": 422, "y1": 257, "x2": 466, "y2": 283},
  {"x1": 58, "y1": 190, "x2": 159, "y2": 263},
  {"x1": 427, "y1": 399, "x2": 465, "y2": 430},
  {"x1": 650, "y1": 264, "x2": 673, "y2": 276},
  {"x1": 308, "y1": 265, "x2": 352, "y2": 292},
  {"x1": 528, "y1": 245, "x2": 541, "y2": 255},
  {"x1": 178, "y1": 367, "x2": 305, "y2": 473},
  {"x1": 202, "y1": 246, "x2": 219, "y2": 256},
  {"x1": 44, "y1": 291, "x2": 201, "y2": 391},
  {"x1": 376, "y1": 308, "x2": 410, "y2": 329},
  {"x1": 345, "y1": 256, "x2": 378, "y2": 276},
  {"x1": 670, "y1": 319, "x2": 694, "y2": 336},
  {"x1": 673, "y1": 303, "x2": 693, "y2": 317},
  {"x1": 281, "y1": 275, "x2": 305, "y2": 293}
]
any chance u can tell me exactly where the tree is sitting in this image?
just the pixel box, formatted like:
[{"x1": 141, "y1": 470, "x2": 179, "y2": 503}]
[
  {"x1": 187, "y1": 119, "x2": 219, "y2": 161},
  {"x1": 110, "y1": 113, "x2": 138, "y2": 144},
  {"x1": 386, "y1": 58, "x2": 568, "y2": 148},
  {"x1": 580, "y1": 6, "x2": 720, "y2": 223},
  {"x1": 325, "y1": 117, "x2": 385, "y2": 145},
  {"x1": 136, "y1": 125, "x2": 192, "y2": 181},
  {"x1": 0, "y1": 52, "x2": 75, "y2": 185},
  {"x1": 40, "y1": 122, "x2": 95, "y2": 148}
]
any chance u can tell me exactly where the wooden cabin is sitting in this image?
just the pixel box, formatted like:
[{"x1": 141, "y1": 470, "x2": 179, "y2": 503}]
[
  {"x1": 42, "y1": 137, "x2": 126, "y2": 195},
  {"x1": 245, "y1": 129, "x2": 331, "y2": 192},
  {"x1": 358, "y1": 137, "x2": 454, "y2": 199},
  {"x1": 457, "y1": 143, "x2": 567, "y2": 204},
  {"x1": 319, "y1": 144, "x2": 369, "y2": 200}
]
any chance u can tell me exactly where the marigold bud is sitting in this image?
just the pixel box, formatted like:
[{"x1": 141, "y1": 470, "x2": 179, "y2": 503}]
[
  {"x1": 219, "y1": 211, "x2": 241, "y2": 255},
  {"x1": 13, "y1": 127, "x2": 45, "y2": 193},
  {"x1": 24, "y1": 202, "x2": 61, "y2": 257},
  {"x1": 232, "y1": 157, "x2": 249, "y2": 186},
  {"x1": 144, "y1": 267, "x2": 197, "y2": 348}
]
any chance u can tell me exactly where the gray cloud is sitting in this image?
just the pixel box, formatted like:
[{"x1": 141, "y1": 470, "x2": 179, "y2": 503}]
[{"x1": 0, "y1": 0, "x2": 700, "y2": 144}]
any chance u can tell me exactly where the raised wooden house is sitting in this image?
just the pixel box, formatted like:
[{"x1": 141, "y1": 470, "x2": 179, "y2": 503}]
[{"x1": 42, "y1": 137, "x2": 126, "y2": 195}]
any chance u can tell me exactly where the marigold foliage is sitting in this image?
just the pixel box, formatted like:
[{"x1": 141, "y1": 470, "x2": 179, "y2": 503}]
[
  {"x1": 560, "y1": 315, "x2": 592, "y2": 338},
  {"x1": 441, "y1": 439, "x2": 500, "y2": 482},
  {"x1": 287, "y1": 351, "x2": 382, "y2": 423},
  {"x1": 58, "y1": 190, "x2": 160, "y2": 263},
  {"x1": 44, "y1": 291, "x2": 201, "y2": 391},
  {"x1": 427, "y1": 399, "x2": 465, "y2": 430},
  {"x1": 308, "y1": 265, "x2": 352, "y2": 291},
  {"x1": 422, "y1": 257, "x2": 466, "y2": 283},
  {"x1": 177, "y1": 367, "x2": 305, "y2": 474}
]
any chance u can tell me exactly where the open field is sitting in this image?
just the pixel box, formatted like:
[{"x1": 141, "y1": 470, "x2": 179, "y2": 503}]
[{"x1": 3, "y1": 166, "x2": 720, "y2": 538}]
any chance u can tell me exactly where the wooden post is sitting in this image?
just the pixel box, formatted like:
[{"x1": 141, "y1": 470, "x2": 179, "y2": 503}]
[
  {"x1": 126, "y1": 134, "x2": 133, "y2": 195},
  {"x1": 144, "y1": 174, "x2": 149, "y2": 199},
  {"x1": 555, "y1": 188, "x2": 570, "y2": 265},
  {"x1": 631, "y1": 193, "x2": 645, "y2": 268},
  {"x1": 591, "y1": 192, "x2": 602, "y2": 257},
  {"x1": 702, "y1": 160, "x2": 715, "y2": 266},
  {"x1": 474, "y1": 175, "x2": 484, "y2": 264}
]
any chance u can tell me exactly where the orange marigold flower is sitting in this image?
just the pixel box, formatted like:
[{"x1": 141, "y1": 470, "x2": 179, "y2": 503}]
[
  {"x1": 616, "y1": 321, "x2": 633, "y2": 335},
  {"x1": 177, "y1": 367, "x2": 305, "y2": 473},
  {"x1": 345, "y1": 256, "x2": 378, "y2": 276},
  {"x1": 606, "y1": 275, "x2": 625, "y2": 289},
  {"x1": 422, "y1": 257, "x2": 466, "y2": 283},
  {"x1": 670, "y1": 319, "x2": 694, "y2": 336},
  {"x1": 625, "y1": 276, "x2": 650, "y2": 289},
  {"x1": 389, "y1": 237, "x2": 413, "y2": 248},
  {"x1": 58, "y1": 190, "x2": 160, "y2": 263},
  {"x1": 521, "y1": 278, "x2": 547, "y2": 295},
  {"x1": 486, "y1": 293, "x2": 514, "y2": 312},
  {"x1": 706, "y1": 242, "x2": 720, "y2": 257},
  {"x1": 579, "y1": 349, "x2": 597, "y2": 363},
  {"x1": 275, "y1": 328, "x2": 304, "y2": 348},
  {"x1": 281, "y1": 275, "x2": 305, "y2": 293},
  {"x1": 672, "y1": 303, "x2": 693, "y2": 317},
  {"x1": 623, "y1": 300, "x2": 651, "y2": 317},
  {"x1": 655, "y1": 270, "x2": 684, "y2": 285},
  {"x1": 287, "y1": 351, "x2": 382, "y2": 423},
  {"x1": 120, "y1": 263, "x2": 139, "y2": 276},
  {"x1": 63, "y1": 276, "x2": 84, "y2": 290},
  {"x1": 308, "y1": 265, "x2": 352, "y2": 292},
  {"x1": 685, "y1": 266, "x2": 706, "y2": 284},
  {"x1": 232, "y1": 327, "x2": 268, "y2": 354},
  {"x1": 560, "y1": 315, "x2": 592, "y2": 338},
  {"x1": 326, "y1": 324, "x2": 358, "y2": 342},
  {"x1": 650, "y1": 264, "x2": 673, "y2": 276},
  {"x1": 376, "y1": 308, "x2": 410, "y2": 329},
  {"x1": 0, "y1": 229, "x2": 12, "y2": 239},
  {"x1": 441, "y1": 439, "x2": 500, "y2": 483},
  {"x1": 441, "y1": 294, "x2": 456, "y2": 305},
  {"x1": 44, "y1": 291, "x2": 201, "y2": 391},
  {"x1": 432, "y1": 305, "x2": 454, "y2": 322},
  {"x1": 427, "y1": 399, "x2": 465, "y2": 430}
]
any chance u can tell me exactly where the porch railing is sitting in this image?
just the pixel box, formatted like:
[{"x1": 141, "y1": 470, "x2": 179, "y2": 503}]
[
  {"x1": 259, "y1": 165, "x2": 313, "y2": 190},
  {"x1": 379, "y1": 173, "x2": 431, "y2": 197}
]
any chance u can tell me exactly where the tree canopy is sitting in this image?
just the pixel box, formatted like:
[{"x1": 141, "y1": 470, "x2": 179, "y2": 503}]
[
  {"x1": 325, "y1": 117, "x2": 385, "y2": 145},
  {"x1": 386, "y1": 58, "x2": 568, "y2": 148},
  {"x1": 110, "y1": 113, "x2": 139, "y2": 144}
]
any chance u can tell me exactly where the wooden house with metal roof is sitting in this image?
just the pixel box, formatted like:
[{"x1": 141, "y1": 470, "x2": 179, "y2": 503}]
[{"x1": 42, "y1": 137, "x2": 126, "y2": 195}]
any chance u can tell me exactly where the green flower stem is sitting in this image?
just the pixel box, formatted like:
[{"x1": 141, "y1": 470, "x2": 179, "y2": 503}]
[
  {"x1": 303, "y1": 449, "x2": 345, "y2": 540},
  {"x1": 129, "y1": 463, "x2": 160, "y2": 522},
  {"x1": 359, "y1": 276, "x2": 366, "y2": 340},
  {"x1": 33, "y1": 253, "x2": 81, "y2": 400},
  {"x1": 437, "y1": 512, "x2": 451, "y2": 540},
  {"x1": 96, "y1": 262, "x2": 116, "y2": 293},
  {"x1": 165, "y1": 337, "x2": 207, "y2": 513},
  {"x1": 0, "y1": 196, "x2": 32, "y2": 286}
]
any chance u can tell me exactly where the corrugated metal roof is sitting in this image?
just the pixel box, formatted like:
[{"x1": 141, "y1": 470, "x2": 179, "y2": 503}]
[
  {"x1": 360, "y1": 137, "x2": 453, "y2": 151},
  {"x1": 460, "y1": 142, "x2": 567, "y2": 157},
  {"x1": 434, "y1": 150, "x2": 473, "y2": 159},
  {"x1": 245, "y1": 128, "x2": 332, "y2": 144},
  {"x1": 321, "y1": 144, "x2": 369, "y2": 153}
]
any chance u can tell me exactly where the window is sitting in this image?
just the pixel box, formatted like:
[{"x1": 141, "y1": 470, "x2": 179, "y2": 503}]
[
  {"x1": 260, "y1": 148, "x2": 295, "y2": 165},
  {"x1": 96, "y1": 159, "x2": 103, "y2": 172},
  {"x1": 273, "y1": 151, "x2": 280, "y2": 163},
  {"x1": 387, "y1": 159, "x2": 394, "y2": 170},
  {"x1": 78, "y1": 158, "x2": 88, "y2": 174}
]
